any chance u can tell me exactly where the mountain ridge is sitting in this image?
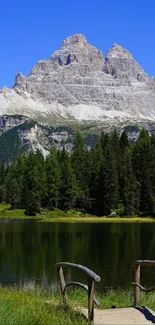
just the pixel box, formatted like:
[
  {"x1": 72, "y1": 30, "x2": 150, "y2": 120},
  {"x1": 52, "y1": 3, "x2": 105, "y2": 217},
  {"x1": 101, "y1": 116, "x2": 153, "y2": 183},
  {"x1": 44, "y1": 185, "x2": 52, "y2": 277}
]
[{"x1": 0, "y1": 33, "x2": 155, "y2": 123}]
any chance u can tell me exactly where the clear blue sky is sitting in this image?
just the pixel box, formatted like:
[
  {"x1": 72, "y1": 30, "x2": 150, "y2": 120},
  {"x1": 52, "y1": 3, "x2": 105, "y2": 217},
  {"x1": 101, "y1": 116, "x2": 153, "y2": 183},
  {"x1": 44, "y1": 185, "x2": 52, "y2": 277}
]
[{"x1": 0, "y1": 0, "x2": 155, "y2": 88}]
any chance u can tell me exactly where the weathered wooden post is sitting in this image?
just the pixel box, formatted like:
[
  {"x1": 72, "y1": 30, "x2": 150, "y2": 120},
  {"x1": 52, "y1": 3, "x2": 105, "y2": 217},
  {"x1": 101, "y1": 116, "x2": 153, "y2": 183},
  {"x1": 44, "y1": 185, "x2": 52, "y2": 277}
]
[
  {"x1": 88, "y1": 277, "x2": 95, "y2": 325},
  {"x1": 57, "y1": 266, "x2": 67, "y2": 304},
  {"x1": 134, "y1": 264, "x2": 140, "y2": 306},
  {"x1": 55, "y1": 262, "x2": 100, "y2": 323}
]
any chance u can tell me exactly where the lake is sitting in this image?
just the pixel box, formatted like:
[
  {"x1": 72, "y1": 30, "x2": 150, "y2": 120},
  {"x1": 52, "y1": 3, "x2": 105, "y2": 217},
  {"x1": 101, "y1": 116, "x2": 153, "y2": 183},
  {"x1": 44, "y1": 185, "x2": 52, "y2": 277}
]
[{"x1": 0, "y1": 220, "x2": 155, "y2": 293}]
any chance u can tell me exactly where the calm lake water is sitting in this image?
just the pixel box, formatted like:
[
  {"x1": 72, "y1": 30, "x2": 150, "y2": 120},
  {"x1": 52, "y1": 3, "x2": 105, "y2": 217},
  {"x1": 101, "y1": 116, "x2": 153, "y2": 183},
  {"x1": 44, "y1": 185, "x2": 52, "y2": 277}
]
[{"x1": 0, "y1": 220, "x2": 155, "y2": 293}]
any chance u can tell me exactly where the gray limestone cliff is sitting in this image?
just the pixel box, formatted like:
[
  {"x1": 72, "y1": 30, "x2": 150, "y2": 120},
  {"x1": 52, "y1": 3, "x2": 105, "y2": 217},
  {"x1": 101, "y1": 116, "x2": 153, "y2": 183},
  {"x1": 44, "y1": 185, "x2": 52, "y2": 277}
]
[{"x1": 0, "y1": 33, "x2": 155, "y2": 122}]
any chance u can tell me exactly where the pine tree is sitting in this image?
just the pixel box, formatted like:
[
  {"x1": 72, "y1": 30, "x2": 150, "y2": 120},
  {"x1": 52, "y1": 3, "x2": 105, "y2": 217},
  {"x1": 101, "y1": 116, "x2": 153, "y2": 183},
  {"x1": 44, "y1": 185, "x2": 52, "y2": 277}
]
[
  {"x1": 132, "y1": 128, "x2": 154, "y2": 214},
  {"x1": 150, "y1": 135, "x2": 155, "y2": 198},
  {"x1": 96, "y1": 134, "x2": 119, "y2": 216},
  {"x1": 24, "y1": 151, "x2": 47, "y2": 214},
  {"x1": 89, "y1": 141, "x2": 104, "y2": 212},
  {"x1": 120, "y1": 131, "x2": 130, "y2": 152},
  {"x1": 14, "y1": 155, "x2": 26, "y2": 207},
  {"x1": 71, "y1": 131, "x2": 89, "y2": 208},
  {"x1": 24, "y1": 185, "x2": 36, "y2": 216},
  {"x1": 119, "y1": 131, "x2": 130, "y2": 202},
  {"x1": 59, "y1": 149, "x2": 77, "y2": 210},
  {"x1": 4, "y1": 165, "x2": 20, "y2": 209},
  {"x1": 123, "y1": 148, "x2": 139, "y2": 216},
  {"x1": 110, "y1": 129, "x2": 120, "y2": 159},
  {"x1": 45, "y1": 149, "x2": 60, "y2": 209},
  {"x1": 0, "y1": 164, "x2": 6, "y2": 202}
]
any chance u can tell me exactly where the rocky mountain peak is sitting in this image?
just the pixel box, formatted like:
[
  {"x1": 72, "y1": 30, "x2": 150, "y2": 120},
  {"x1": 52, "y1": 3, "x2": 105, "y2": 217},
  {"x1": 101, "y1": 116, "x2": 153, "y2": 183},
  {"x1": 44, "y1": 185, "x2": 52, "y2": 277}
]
[
  {"x1": 1, "y1": 34, "x2": 155, "y2": 123},
  {"x1": 105, "y1": 43, "x2": 148, "y2": 83},
  {"x1": 107, "y1": 43, "x2": 133, "y2": 59},
  {"x1": 13, "y1": 72, "x2": 27, "y2": 94},
  {"x1": 49, "y1": 33, "x2": 104, "y2": 69},
  {"x1": 61, "y1": 33, "x2": 87, "y2": 49}
]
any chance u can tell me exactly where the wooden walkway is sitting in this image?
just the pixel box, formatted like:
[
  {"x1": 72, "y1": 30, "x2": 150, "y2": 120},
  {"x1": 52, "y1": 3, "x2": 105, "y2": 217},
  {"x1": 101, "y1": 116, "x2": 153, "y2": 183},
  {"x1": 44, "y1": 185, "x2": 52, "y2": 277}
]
[
  {"x1": 56, "y1": 260, "x2": 155, "y2": 324},
  {"x1": 81, "y1": 306, "x2": 155, "y2": 324}
]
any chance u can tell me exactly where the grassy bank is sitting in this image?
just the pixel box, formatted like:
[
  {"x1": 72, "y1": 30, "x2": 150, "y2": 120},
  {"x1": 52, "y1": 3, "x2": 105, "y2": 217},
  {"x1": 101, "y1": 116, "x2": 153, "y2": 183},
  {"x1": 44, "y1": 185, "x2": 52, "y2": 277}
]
[
  {"x1": 41, "y1": 216, "x2": 155, "y2": 223},
  {"x1": 69, "y1": 288, "x2": 155, "y2": 311},
  {"x1": 0, "y1": 204, "x2": 155, "y2": 223},
  {"x1": 0, "y1": 287, "x2": 86, "y2": 325},
  {"x1": 0, "y1": 287, "x2": 155, "y2": 324}
]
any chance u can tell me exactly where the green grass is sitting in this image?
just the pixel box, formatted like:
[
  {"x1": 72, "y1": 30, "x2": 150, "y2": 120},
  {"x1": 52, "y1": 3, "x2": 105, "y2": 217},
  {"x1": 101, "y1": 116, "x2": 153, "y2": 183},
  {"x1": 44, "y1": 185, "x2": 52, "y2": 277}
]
[
  {"x1": 40, "y1": 208, "x2": 155, "y2": 223},
  {"x1": 0, "y1": 287, "x2": 155, "y2": 324},
  {"x1": 0, "y1": 205, "x2": 33, "y2": 219},
  {"x1": 0, "y1": 203, "x2": 10, "y2": 211},
  {"x1": 0, "y1": 204, "x2": 155, "y2": 223},
  {"x1": 41, "y1": 216, "x2": 155, "y2": 223},
  {"x1": 0, "y1": 287, "x2": 87, "y2": 325},
  {"x1": 63, "y1": 288, "x2": 155, "y2": 310}
]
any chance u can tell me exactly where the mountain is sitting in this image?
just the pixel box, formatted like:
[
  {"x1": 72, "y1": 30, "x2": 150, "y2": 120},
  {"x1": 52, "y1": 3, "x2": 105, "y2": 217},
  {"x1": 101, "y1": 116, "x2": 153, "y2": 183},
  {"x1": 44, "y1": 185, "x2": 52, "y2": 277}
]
[
  {"x1": 1, "y1": 34, "x2": 155, "y2": 162},
  {"x1": 1, "y1": 33, "x2": 155, "y2": 123}
]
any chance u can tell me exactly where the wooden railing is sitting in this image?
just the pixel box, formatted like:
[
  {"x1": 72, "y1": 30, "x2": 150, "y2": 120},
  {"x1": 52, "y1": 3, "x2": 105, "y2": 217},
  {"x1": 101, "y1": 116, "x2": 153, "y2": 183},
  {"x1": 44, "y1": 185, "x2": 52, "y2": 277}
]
[
  {"x1": 132, "y1": 260, "x2": 155, "y2": 306},
  {"x1": 55, "y1": 262, "x2": 101, "y2": 325}
]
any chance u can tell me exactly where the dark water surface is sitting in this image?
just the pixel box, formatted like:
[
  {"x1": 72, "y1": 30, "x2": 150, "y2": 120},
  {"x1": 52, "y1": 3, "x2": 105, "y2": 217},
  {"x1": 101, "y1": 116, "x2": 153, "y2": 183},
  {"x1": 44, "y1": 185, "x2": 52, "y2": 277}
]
[{"x1": 0, "y1": 220, "x2": 155, "y2": 292}]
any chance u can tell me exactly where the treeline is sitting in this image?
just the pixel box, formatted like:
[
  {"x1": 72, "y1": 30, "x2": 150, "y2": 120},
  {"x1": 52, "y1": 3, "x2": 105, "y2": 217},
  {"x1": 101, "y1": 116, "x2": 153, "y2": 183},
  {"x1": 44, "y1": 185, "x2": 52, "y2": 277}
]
[{"x1": 0, "y1": 128, "x2": 155, "y2": 217}]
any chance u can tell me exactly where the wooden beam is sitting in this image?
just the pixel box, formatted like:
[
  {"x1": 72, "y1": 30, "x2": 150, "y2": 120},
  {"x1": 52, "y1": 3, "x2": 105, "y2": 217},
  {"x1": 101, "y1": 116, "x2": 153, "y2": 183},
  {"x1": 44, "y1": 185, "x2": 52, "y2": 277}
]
[
  {"x1": 134, "y1": 264, "x2": 140, "y2": 306},
  {"x1": 88, "y1": 277, "x2": 94, "y2": 325},
  {"x1": 55, "y1": 262, "x2": 100, "y2": 282},
  {"x1": 132, "y1": 282, "x2": 155, "y2": 292},
  {"x1": 135, "y1": 260, "x2": 155, "y2": 267},
  {"x1": 57, "y1": 266, "x2": 67, "y2": 304},
  {"x1": 65, "y1": 281, "x2": 100, "y2": 307}
]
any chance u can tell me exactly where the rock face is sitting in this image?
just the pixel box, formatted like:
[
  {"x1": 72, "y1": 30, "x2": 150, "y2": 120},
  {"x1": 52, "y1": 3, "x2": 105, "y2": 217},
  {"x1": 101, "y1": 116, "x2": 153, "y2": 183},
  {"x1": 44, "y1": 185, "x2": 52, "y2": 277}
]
[
  {"x1": 0, "y1": 33, "x2": 155, "y2": 122},
  {"x1": 0, "y1": 115, "x2": 27, "y2": 132},
  {"x1": 0, "y1": 118, "x2": 78, "y2": 164}
]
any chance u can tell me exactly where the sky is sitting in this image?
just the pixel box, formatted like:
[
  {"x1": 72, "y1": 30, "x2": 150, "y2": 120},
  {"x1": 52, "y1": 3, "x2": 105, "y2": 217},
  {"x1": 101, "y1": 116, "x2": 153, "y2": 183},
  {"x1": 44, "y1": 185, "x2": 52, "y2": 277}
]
[{"x1": 0, "y1": 0, "x2": 155, "y2": 88}]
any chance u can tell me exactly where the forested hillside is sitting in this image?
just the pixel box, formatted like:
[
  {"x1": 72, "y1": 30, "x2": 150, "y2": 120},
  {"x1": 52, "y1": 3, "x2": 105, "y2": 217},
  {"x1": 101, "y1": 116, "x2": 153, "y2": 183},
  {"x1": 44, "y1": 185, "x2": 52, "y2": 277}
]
[{"x1": 0, "y1": 129, "x2": 154, "y2": 217}]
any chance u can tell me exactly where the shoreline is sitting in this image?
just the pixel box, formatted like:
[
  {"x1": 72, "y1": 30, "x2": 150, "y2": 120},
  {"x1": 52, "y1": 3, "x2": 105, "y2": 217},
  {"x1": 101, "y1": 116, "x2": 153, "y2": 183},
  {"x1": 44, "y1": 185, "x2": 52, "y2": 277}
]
[
  {"x1": 40, "y1": 216, "x2": 155, "y2": 223},
  {"x1": 0, "y1": 204, "x2": 155, "y2": 223}
]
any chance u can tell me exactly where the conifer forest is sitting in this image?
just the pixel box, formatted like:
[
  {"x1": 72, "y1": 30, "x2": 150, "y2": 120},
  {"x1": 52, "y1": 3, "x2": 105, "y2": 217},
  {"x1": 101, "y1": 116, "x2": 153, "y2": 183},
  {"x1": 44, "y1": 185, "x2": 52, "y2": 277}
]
[{"x1": 0, "y1": 128, "x2": 154, "y2": 217}]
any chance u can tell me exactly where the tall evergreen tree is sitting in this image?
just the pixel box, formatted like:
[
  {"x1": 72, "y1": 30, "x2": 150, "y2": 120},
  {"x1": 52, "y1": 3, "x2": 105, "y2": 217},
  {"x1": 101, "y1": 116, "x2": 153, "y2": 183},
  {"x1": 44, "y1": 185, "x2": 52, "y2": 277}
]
[
  {"x1": 119, "y1": 131, "x2": 130, "y2": 201},
  {"x1": 132, "y1": 128, "x2": 154, "y2": 214},
  {"x1": 0, "y1": 164, "x2": 6, "y2": 202},
  {"x1": 110, "y1": 129, "x2": 120, "y2": 162},
  {"x1": 96, "y1": 134, "x2": 119, "y2": 215},
  {"x1": 120, "y1": 131, "x2": 130, "y2": 152},
  {"x1": 4, "y1": 165, "x2": 20, "y2": 209},
  {"x1": 71, "y1": 131, "x2": 89, "y2": 208},
  {"x1": 150, "y1": 135, "x2": 155, "y2": 199},
  {"x1": 123, "y1": 148, "x2": 139, "y2": 216},
  {"x1": 59, "y1": 149, "x2": 77, "y2": 210},
  {"x1": 14, "y1": 155, "x2": 26, "y2": 207},
  {"x1": 45, "y1": 149, "x2": 60, "y2": 209},
  {"x1": 89, "y1": 141, "x2": 104, "y2": 212},
  {"x1": 24, "y1": 151, "x2": 47, "y2": 214}
]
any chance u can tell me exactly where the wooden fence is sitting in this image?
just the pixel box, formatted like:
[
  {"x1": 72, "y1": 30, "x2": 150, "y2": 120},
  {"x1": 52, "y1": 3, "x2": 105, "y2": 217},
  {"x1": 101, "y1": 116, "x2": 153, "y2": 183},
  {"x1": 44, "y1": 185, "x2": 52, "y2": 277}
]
[
  {"x1": 55, "y1": 262, "x2": 100, "y2": 325},
  {"x1": 132, "y1": 260, "x2": 155, "y2": 306}
]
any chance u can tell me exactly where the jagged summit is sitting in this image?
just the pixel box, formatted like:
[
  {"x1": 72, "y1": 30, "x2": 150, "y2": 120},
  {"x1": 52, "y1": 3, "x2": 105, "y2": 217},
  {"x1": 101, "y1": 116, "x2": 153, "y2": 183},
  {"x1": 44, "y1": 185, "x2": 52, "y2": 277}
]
[
  {"x1": 49, "y1": 33, "x2": 104, "y2": 68},
  {"x1": 0, "y1": 33, "x2": 155, "y2": 122},
  {"x1": 61, "y1": 33, "x2": 88, "y2": 48},
  {"x1": 107, "y1": 43, "x2": 133, "y2": 58}
]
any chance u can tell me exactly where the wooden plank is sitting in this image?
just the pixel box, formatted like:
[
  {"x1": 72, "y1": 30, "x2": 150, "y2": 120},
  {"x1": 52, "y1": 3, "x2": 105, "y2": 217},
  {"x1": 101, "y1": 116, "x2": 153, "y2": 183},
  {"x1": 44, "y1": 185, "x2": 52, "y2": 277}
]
[{"x1": 81, "y1": 307, "x2": 155, "y2": 325}]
